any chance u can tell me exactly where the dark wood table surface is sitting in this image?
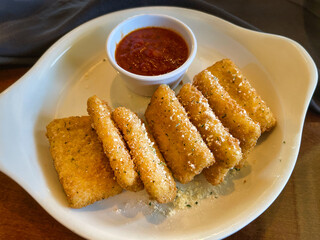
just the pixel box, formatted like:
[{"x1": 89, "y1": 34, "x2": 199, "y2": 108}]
[{"x1": 0, "y1": 67, "x2": 319, "y2": 239}]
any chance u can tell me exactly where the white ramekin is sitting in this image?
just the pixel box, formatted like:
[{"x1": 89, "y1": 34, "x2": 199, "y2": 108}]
[{"x1": 106, "y1": 14, "x2": 197, "y2": 96}]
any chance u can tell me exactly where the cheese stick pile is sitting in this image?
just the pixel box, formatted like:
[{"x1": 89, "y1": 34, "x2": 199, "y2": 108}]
[{"x1": 46, "y1": 59, "x2": 276, "y2": 208}]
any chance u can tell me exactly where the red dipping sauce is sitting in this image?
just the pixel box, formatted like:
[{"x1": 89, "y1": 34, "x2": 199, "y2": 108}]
[{"x1": 115, "y1": 27, "x2": 189, "y2": 76}]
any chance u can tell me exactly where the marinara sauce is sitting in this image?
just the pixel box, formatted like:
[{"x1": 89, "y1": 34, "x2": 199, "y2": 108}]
[{"x1": 115, "y1": 27, "x2": 189, "y2": 76}]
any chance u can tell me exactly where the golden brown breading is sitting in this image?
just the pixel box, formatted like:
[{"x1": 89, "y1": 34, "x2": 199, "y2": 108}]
[
  {"x1": 177, "y1": 83, "x2": 242, "y2": 185},
  {"x1": 112, "y1": 107, "x2": 177, "y2": 203},
  {"x1": 87, "y1": 96, "x2": 143, "y2": 192},
  {"x1": 145, "y1": 84, "x2": 215, "y2": 184},
  {"x1": 46, "y1": 116, "x2": 122, "y2": 208},
  {"x1": 193, "y1": 70, "x2": 261, "y2": 167},
  {"x1": 206, "y1": 59, "x2": 276, "y2": 133}
]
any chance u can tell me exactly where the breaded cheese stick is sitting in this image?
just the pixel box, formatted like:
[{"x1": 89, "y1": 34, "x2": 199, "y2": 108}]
[
  {"x1": 112, "y1": 107, "x2": 177, "y2": 203},
  {"x1": 87, "y1": 96, "x2": 143, "y2": 192},
  {"x1": 207, "y1": 59, "x2": 276, "y2": 133},
  {"x1": 46, "y1": 116, "x2": 123, "y2": 208},
  {"x1": 145, "y1": 84, "x2": 215, "y2": 184},
  {"x1": 193, "y1": 70, "x2": 261, "y2": 167},
  {"x1": 177, "y1": 83, "x2": 242, "y2": 185}
]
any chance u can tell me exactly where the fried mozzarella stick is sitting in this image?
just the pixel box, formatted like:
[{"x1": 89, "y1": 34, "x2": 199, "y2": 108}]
[
  {"x1": 112, "y1": 107, "x2": 176, "y2": 203},
  {"x1": 193, "y1": 70, "x2": 261, "y2": 167},
  {"x1": 177, "y1": 84, "x2": 242, "y2": 185},
  {"x1": 87, "y1": 96, "x2": 143, "y2": 192},
  {"x1": 207, "y1": 59, "x2": 276, "y2": 133},
  {"x1": 145, "y1": 85, "x2": 215, "y2": 184},
  {"x1": 46, "y1": 116, "x2": 123, "y2": 208}
]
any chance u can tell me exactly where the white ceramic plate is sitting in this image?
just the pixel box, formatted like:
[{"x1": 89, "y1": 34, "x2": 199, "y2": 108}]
[{"x1": 0, "y1": 7, "x2": 317, "y2": 240}]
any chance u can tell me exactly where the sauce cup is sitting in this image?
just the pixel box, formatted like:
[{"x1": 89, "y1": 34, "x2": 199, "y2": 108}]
[{"x1": 106, "y1": 14, "x2": 197, "y2": 96}]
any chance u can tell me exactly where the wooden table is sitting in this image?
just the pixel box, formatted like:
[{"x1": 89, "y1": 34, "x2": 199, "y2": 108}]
[{"x1": 0, "y1": 67, "x2": 319, "y2": 239}]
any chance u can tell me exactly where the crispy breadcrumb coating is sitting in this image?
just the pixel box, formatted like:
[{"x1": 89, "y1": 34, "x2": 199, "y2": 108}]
[
  {"x1": 177, "y1": 83, "x2": 242, "y2": 185},
  {"x1": 206, "y1": 59, "x2": 276, "y2": 132},
  {"x1": 193, "y1": 70, "x2": 261, "y2": 167},
  {"x1": 145, "y1": 85, "x2": 215, "y2": 184},
  {"x1": 87, "y1": 96, "x2": 143, "y2": 192},
  {"x1": 112, "y1": 107, "x2": 176, "y2": 203},
  {"x1": 46, "y1": 116, "x2": 122, "y2": 208}
]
